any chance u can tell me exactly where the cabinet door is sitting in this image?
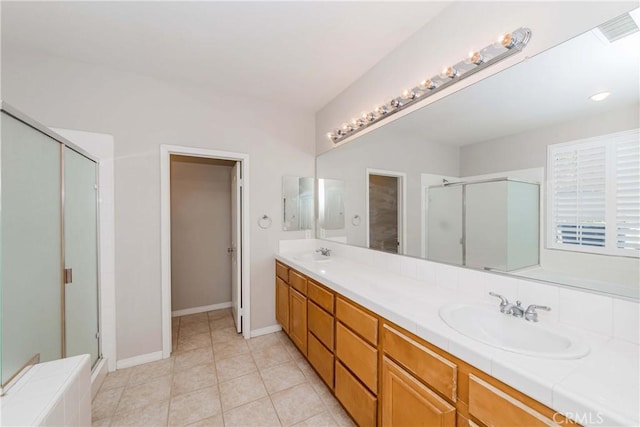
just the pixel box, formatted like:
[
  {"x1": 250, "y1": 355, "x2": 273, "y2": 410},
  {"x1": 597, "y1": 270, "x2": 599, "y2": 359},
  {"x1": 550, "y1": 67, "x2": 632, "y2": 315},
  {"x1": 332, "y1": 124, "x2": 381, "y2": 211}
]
[
  {"x1": 289, "y1": 288, "x2": 307, "y2": 355},
  {"x1": 381, "y1": 357, "x2": 456, "y2": 427},
  {"x1": 276, "y1": 277, "x2": 290, "y2": 334}
]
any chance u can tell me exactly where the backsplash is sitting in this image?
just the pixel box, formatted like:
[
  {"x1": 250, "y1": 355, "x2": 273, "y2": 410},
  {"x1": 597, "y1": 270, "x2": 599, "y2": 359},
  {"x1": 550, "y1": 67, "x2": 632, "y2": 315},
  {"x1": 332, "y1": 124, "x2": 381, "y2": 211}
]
[{"x1": 279, "y1": 239, "x2": 639, "y2": 345}]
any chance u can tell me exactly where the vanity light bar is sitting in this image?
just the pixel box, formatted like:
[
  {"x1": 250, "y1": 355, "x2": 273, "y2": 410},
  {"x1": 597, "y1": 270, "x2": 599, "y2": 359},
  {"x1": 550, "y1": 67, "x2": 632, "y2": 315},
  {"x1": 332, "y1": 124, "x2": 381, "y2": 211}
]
[{"x1": 326, "y1": 27, "x2": 532, "y2": 144}]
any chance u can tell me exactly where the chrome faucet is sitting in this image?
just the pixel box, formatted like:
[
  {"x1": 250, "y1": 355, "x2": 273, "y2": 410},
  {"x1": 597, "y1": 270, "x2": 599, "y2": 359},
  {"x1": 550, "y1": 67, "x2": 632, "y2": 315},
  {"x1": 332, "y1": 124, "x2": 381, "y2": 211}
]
[
  {"x1": 524, "y1": 304, "x2": 551, "y2": 322},
  {"x1": 490, "y1": 292, "x2": 551, "y2": 321},
  {"x1": 316, "y1": 247, "x2": 331, "y2": 257}
]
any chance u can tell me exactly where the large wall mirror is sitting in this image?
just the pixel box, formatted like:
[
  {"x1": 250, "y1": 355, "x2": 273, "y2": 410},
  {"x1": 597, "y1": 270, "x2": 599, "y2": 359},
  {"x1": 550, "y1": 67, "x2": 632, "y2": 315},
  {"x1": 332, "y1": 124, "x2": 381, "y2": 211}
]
[{"x1": 317, "y1": 11, "x2": 640, "y2": 299}]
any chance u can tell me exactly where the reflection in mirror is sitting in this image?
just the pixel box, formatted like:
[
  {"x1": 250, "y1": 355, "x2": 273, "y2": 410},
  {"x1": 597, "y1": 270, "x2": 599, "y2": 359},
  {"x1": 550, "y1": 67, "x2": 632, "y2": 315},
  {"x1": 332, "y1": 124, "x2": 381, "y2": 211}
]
[
  {"x1": 282, "y1": 176, "x2": 314, "y2": 231},
  {"x1": 318, "y1": 178, "x2": 345, "y2": 234},
  {"x1": 317, "y1": 11, "x2": 640, "y2": 298}
]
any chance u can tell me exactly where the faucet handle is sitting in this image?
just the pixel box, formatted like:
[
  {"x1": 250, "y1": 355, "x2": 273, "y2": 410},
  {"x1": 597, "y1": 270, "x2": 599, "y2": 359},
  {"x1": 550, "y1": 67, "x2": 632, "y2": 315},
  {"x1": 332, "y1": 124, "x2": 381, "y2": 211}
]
[
  {"x1": 489, "y1": 292, "x2": 509, "y2": 309},
  {"x1": 524, "y1": 304, "x2": 551, "y2": 322}
]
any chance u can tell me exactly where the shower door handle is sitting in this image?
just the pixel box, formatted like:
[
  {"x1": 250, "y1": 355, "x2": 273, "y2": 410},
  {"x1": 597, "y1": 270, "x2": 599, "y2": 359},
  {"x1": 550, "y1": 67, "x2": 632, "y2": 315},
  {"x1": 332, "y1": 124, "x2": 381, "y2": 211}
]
[{"x1": 64, "y1": 268, "x2": 73, "y2": 284}]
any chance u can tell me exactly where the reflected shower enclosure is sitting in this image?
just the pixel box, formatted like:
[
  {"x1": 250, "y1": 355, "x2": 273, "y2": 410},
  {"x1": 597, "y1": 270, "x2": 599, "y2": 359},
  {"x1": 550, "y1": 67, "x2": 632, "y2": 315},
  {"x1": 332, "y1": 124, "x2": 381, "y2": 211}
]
[{"x1": 427, "y1": 179, "x2": 540, "y2": 272}]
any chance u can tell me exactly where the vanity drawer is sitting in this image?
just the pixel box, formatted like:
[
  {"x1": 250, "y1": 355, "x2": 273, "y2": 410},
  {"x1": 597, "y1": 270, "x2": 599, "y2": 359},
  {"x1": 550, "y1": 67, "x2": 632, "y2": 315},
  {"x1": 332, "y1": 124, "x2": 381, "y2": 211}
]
[
  {"x1": 289, "y1": 270, "x2": 307, "y2": 295},
  {"x1": 275, "y1": 261, "x2": 289, "y2": 282},
  {"x1": 382, "y1": 324, "x2": 457, "y2": 402},
  {"x1": 335, "y1": 361, "x2": 377, "y2": 427},
  {"x1": 469, "y1": 374, "x2": 561, "y2": 427},
  {"x1": 336, "y1": 297, "x2": 378, "y2": 345},
  {"x1": 308, "y1": 280, "x2": 334, "y2": 313},
  {"x1": 336, "y1": 322, "x2": 377, "y2": 393},
  {"x1": 308, "y1": 333, "x2": 334, "y2": 390},
  {"x1": 308, "y1": 301, "x2": 334, "y2": 349}
]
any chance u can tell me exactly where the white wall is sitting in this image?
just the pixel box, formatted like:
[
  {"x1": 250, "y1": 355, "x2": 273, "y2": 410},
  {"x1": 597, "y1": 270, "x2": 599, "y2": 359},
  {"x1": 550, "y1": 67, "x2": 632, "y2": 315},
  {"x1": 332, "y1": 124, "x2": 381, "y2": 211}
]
[
  {"x1": 316, "y1": 1, "x2": 637, "y2": 154},
  {"x1": 1, "y1": 47, "x2": 316, "y2": 360},
  {"x1": 170, "y1": 156, "x2": 233, "y2": 312},
  {"x1": 460, "y1": 104, "x2": 640, "y2": 288}
]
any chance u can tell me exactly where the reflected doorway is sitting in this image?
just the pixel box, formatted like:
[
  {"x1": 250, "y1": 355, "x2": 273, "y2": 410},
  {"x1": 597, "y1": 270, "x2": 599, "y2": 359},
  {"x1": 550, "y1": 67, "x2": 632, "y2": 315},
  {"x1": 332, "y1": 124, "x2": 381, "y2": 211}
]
[{"x1": 366, "y1": 169, "x2": 406, "y2": 254}]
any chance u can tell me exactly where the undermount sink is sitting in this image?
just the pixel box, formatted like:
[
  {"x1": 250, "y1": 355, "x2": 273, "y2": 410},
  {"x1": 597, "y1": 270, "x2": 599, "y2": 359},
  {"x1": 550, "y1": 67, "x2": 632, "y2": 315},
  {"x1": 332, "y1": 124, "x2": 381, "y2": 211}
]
[
  {"x1": 439, "y1": 303, "x2": 590, "y2": 359},
  {"x1": 292, "y1": 252, "x2": 332, "y2": 263}
]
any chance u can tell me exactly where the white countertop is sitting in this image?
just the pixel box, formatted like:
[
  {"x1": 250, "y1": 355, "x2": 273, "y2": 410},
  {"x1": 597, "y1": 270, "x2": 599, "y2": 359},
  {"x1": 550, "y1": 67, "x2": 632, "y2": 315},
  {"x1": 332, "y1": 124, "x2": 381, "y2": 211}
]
[{"x1": 276, "y1": 253, "x2": 640, "y2": 427}]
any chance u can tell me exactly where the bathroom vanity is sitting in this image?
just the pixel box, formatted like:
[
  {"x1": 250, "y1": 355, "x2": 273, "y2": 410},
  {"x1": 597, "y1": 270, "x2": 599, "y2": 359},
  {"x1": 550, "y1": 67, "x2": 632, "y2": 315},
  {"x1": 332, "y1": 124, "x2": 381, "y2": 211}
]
[{"x1": 274, "y1": 250, "x2": 638, "y2": 426}]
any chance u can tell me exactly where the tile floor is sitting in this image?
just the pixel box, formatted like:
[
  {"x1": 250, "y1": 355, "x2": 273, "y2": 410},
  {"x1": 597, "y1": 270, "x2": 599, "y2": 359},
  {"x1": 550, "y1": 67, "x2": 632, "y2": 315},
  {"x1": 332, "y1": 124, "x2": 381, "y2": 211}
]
[{"x1": 92, "y1": 308, "x2": 356, "y2": 426}]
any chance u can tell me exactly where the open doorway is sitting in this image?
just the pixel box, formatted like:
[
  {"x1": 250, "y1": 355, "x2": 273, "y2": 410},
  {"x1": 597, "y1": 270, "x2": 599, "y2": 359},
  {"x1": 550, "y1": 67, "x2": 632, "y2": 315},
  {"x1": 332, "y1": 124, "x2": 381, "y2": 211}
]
[
  {"x1": 169, "y1": 155, "x2": 236, "y2": 317},
  {"x1": 161, "y1": 145, "x2": 250, "y2": 359},
  {"x1": 366, "y1": 169, "x2": 406, "y2": 254}
]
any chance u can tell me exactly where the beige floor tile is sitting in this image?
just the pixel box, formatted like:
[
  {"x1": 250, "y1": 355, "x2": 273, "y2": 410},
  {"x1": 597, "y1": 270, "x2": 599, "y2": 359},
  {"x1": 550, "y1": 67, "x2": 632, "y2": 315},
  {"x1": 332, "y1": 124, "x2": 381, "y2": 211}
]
[
  {"x1": 116, "y1": 374, "x2": 172, "y2": 414},
  {"x1": 92, "y1": 386, "x2": 124, "y2": 421},
  {"x1": 211, "y1": 326, "x2": 242, "y2": 344},
  {"x1": 186, "y1": 413, "x2": 224, "y2": 427},
  {"x1": 179, "y1": 321, "x2": 211, "y2": 338},
  {"x1": 128, "y1": 357, "x2": 174, "y2": 386},
  {"x1": 208, "y1": 308, "x2": 231, "y2": 321},
  {"x1": 99, "y1": 369, "x2": 131, "y2": 391},
  {"x1": 218, "y1": 372, "x2": 268, "y2": 411},
  {"x1": 172, "y1": 362, "x2": 218, "y2": 396},
  {"x1": 251, "y1": 342, "x2": 291, "y2": 370},
  {"x1": 247, "y1": 333, "x2": 281, "y2": 352},
  {"x1": 215, "y1": 353, "x2": 257, "y2": 382},
  {"x1": 177, "y1": 331, "x2": 212, "y2": 352},
  {"x1": 212, "y1": 337, "x2": 250, "y2": 361},
  {"x1": 111, "y1": 399, "x2": 169, "y2": 427},
  {"x1": 260, "y1": 361, "x2": 306, "y2": 394},
  {"x1": 168, "y1": 386, "x2": 222, "y2": 426},
  {"x1": 223, "y1": 396, "x2": 281, "y2": 427},
  {"x1": 270, "y1": 383, "x2": 325, "y2": 426},
  {"x1": 322, "y1": 398, "x2": 355, "y2": 427},
  {"x1": 209, "y1": 316, "x2": 234, "y2": 331},
  {"x1": 175, "y1": 347, "x2": 214, "y2": 372},
  {"x1": 293, "y1": 411, "x2": 338, "y2": 427},
  {"x1": 92, "y1": 417, "x2": 112, "y2": 426},
  {"x1": 180, "y1": 312, "x2": 209, "y2": 326}
]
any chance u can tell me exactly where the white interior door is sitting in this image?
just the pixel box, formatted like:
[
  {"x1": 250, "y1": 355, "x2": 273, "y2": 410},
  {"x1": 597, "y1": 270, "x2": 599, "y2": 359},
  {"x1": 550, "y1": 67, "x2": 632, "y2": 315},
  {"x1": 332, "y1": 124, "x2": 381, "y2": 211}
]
[{"x1": 230, "y1": 162, "x2": 242, "y2": 333}]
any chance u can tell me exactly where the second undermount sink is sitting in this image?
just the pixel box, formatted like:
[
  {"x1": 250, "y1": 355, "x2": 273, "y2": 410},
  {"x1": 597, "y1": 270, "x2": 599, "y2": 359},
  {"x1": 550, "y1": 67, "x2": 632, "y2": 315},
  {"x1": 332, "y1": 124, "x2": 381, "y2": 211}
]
[
  {"x1": 439, "y1": 304, "x2": 590, "y2": 359},
  {"x1": 292, "y1": 252, "x2": 332, "y2": 263}
]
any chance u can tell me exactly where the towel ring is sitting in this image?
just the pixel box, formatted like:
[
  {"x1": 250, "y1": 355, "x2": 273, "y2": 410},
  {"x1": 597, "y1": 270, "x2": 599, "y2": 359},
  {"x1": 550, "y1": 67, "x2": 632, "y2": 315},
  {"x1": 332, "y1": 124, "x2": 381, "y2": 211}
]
[
  {"x1": 352, "y1": 214, "x2": 361, "y2": 226},
  {"x1": 258, "y1": 215, "x2": 272, "y2": 229}
]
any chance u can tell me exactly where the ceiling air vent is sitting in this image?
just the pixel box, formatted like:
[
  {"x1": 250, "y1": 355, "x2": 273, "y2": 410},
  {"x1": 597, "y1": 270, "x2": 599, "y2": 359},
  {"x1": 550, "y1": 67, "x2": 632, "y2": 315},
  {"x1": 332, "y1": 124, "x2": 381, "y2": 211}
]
[{"x1": 596, "y1": 13, "x2": 639, "y2": 43}]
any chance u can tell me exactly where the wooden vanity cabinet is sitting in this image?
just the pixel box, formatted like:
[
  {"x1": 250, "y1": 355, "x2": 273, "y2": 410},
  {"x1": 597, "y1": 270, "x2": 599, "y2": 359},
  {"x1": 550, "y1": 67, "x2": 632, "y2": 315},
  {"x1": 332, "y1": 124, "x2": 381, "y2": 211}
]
[
  {"x1": 381, "y1": 357, "x2": 456, "y2": 427},
  {"x1": 306, "y1": 279, "x2": 336, "y2": 390},
  {"x1": 275, "y1": 260, "x2": 578, "y2": 427}
]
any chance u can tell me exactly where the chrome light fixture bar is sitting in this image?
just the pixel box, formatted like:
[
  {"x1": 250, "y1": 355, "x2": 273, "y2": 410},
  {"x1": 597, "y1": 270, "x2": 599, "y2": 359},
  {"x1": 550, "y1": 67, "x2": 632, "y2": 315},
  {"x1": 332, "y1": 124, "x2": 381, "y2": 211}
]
[{"x1": 327, "y1": 27, "x2": 532, "y2": 144}]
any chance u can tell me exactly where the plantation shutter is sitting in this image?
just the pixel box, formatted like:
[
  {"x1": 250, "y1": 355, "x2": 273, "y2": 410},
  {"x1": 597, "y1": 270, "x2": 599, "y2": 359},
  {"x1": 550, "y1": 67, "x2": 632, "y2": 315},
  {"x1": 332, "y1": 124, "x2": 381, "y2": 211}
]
[
  {"x1": 550, "y1": 142, "x2": 606, "y2": 248},
  {"x1": 548, "y1": 129, "x2": 639, "y2": 256},
  {"x1": 616, "y1": 137, "x2": 640, "y2": 251}
]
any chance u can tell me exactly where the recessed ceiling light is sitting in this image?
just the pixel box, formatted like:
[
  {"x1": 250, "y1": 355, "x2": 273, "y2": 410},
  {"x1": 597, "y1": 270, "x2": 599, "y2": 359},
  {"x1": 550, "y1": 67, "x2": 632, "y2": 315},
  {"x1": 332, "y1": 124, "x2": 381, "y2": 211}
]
[{"x1": 590, "y1": 92, "x2": 611, "y2": 101}]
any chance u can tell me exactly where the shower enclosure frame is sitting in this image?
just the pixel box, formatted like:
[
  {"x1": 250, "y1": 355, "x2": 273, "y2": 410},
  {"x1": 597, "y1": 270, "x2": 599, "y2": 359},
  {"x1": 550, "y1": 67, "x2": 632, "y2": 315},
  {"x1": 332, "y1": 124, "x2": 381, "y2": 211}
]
[{"x1": 0, "y1": 101, "x2": 104, "y2": 393}]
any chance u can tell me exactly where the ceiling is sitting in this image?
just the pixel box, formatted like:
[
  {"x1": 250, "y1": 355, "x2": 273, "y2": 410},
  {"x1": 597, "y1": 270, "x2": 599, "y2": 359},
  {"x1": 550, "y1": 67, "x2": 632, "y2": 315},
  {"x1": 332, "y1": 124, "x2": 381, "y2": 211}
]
[
  {"x1": 383, "y1": 17, "x2": 640, "y2": 146},
  {"x1": 1, "y1": 1, "x2": 451, "y2": 111}
]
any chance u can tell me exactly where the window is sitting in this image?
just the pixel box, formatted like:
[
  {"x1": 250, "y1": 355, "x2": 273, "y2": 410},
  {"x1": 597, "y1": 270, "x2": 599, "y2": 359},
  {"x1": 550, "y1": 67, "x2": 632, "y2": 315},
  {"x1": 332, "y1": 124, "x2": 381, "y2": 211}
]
[{"x1": 547, "y1": 129, "x2": 639, "y2": 257}]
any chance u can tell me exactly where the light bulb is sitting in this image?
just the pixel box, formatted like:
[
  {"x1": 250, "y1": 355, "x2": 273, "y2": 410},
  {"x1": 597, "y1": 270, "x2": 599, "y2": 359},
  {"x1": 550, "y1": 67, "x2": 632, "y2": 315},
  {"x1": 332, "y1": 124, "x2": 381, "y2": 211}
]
[
  {"x1": 402, "y1": 89, "x2": 416, "y2": 100},
  {"x1": 500, "y1": 32, "x2": 517, "y2": 49},
  {"x1": 420, "y1": 79, "x2": 436, "y2": 90},
  {"x1": 375, "y1": 105, "x2": 389, "y2": 115},
  {"x1": 469, "y1": 51, "x2": 484, "y2": 65},
  {"x1": 390, "y1": 98, "x2": 401, "y2": 108},
  {"x1": 365, "y1": 112, "x2": 375, "y2": 122},
  {"x1": 444, "y1": 66, "x2": 459, "y2": 79},
  {"x1": 326, "y1": 132, "x2": 334, "y2": 140}
]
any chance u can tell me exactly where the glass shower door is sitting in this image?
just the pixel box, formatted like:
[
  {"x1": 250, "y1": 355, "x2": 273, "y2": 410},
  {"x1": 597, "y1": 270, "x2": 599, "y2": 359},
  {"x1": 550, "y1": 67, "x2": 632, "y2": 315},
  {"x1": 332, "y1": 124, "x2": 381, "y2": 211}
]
[
  {"x1": 63, "y1": 147, "x2": 100, "y2": 366},
  {"x1": 427, "y1": 186, "x2": 463, "y2": 265},
  {"x1": 1, "y1": 112, "x2": 62, "y2": 385}
]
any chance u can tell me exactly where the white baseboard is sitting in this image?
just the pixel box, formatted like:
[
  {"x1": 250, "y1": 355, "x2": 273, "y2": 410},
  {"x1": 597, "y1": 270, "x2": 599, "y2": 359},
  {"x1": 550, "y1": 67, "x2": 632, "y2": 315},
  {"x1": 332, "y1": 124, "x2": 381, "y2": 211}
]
[
  {"x1": 172, "y1": 301, "x2": 232, "y2": 317},
  {"x1": 250, "y1": 324, "x2": 282, "y2": 338},
  {"x1": 91, "y1": 358, "x2": 109, "y2": 400},
  {"x1": 116, "y1": 351, "x2": 163, "y2": 370}
]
